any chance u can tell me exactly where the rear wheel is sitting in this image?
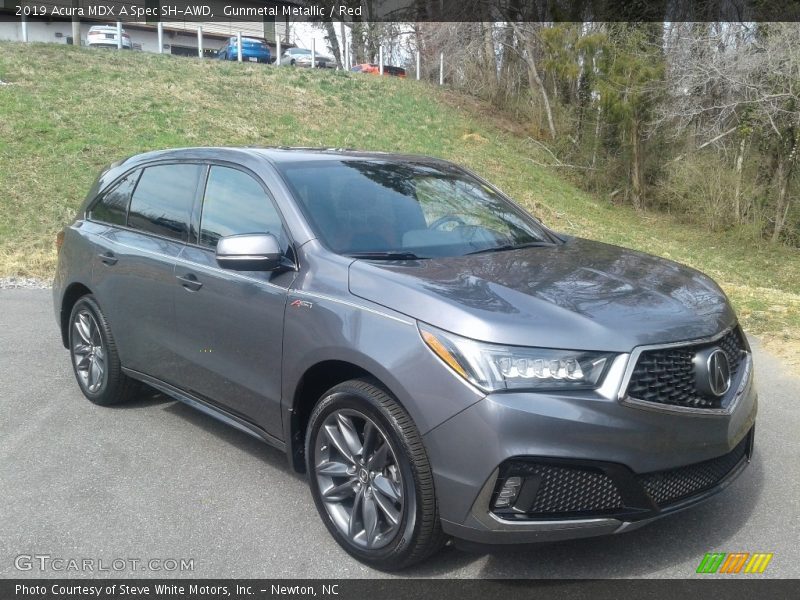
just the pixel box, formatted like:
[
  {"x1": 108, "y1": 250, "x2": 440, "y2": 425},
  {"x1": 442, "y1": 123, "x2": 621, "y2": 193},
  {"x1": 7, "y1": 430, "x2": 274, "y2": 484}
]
[
  {"x1": 68, "y1": 295, "x2": 140, "y2": 406},
  {"x1": 305, "y1": 379, "x2": 445, "y2": 569}
]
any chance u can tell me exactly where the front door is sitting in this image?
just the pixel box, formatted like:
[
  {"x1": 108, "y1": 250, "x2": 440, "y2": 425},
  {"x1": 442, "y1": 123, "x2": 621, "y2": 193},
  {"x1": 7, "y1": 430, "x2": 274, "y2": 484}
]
[{"x1": 171, "y1": 165, "x2": 294, "y2": 440}]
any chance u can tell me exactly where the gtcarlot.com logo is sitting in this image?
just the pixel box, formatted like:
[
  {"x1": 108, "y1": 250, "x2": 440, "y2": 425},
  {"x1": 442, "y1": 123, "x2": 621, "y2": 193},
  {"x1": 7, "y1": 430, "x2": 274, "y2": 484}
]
[
  {"x1": 696, "y1": 552, "x2": 773, "y2": 574},
  {"x1": 15, "y1": 554, "x2": 195, "y2": 573}
]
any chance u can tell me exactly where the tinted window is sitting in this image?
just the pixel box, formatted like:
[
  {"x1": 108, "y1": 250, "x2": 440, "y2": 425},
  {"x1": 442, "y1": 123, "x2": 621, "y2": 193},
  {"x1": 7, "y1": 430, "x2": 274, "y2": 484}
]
[
  {"x1": 199, "y1": 166, "x2": 284, "y2": 248},
  {"x1": 127, "y1": 164, "x2": 202, "y2": 241},
  {"x1": 90, "y1": 171, "x2": 139, "y2": 226},
  {"x1": 277, "y1": 160, "x2": 554, "y2": 257}
]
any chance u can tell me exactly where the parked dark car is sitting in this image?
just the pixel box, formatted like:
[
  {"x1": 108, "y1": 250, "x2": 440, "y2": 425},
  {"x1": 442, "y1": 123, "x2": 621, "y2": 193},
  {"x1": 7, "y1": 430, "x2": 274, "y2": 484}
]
[
  {"x1": 54, "y1": 148, "x2": 756, "y2": 570},
  {"x1": 351, "y1": 63, "x2": 406, "y2": 77},
  {"x1": 217, "y1": 36, "x2": 271, "y2": 63}
]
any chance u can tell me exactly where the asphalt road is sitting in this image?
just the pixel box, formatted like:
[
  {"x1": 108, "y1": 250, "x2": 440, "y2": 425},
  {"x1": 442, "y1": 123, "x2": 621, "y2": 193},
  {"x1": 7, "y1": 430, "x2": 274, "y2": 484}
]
[{"x1": 1, "y1": 288, "x2": 798, "y2": 579}]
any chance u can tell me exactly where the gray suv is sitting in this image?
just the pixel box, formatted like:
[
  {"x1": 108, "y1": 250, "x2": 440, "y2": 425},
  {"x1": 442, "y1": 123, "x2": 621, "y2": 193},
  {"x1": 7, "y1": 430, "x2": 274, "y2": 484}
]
[{"x1": 54, "y1": 148, "x2": 757, "y2": 569}]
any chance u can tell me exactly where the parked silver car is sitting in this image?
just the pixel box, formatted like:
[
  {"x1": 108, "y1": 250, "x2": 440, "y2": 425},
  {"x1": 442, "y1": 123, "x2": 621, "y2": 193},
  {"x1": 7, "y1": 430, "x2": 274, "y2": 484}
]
[
  {"x1": 280, "y1": 47, "x2": 335, "y2": 68},
  {"x1": 54, "y1": 147, "x2": 756, "y2": 569}
]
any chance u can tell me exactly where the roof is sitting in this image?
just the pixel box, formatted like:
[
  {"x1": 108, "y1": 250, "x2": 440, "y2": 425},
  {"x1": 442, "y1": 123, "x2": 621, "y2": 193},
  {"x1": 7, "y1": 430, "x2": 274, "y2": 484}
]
[{"x1": 115, "y1": 147, "x2": 453, "y2": 168}]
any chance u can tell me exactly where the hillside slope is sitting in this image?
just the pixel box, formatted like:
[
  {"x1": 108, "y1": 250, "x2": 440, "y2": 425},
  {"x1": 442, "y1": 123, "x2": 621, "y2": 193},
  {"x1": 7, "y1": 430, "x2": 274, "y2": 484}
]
[{"x1": 1, "y1": 41, "x2": 798, "y2": 367}]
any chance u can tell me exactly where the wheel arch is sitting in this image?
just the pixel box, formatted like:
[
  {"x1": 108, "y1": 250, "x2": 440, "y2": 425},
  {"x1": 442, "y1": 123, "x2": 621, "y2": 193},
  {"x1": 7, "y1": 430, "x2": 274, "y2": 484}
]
[
  {"x1": 59, "y1": 282, "x2": 93, "y2": 348},
  {"x1": 287, "y1": 359, "x2": 401, "y2": 473}
]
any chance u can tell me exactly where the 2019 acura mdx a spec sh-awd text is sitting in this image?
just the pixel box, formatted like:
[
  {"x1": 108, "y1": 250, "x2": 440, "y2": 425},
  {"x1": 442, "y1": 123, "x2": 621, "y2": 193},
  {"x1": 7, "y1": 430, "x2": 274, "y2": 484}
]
[{"x1": 54, "y1": 148, "x2": 756, "y2": 569}]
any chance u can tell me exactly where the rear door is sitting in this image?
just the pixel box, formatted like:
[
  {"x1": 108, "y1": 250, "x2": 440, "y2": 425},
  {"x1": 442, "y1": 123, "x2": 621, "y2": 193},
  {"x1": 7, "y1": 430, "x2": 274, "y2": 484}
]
[
  {"x1": 171, "y1": 164, "x2": 295, "y2": 439},
  {"x1": 92, "y1": 162, "x2": 203, "y2": 385}
]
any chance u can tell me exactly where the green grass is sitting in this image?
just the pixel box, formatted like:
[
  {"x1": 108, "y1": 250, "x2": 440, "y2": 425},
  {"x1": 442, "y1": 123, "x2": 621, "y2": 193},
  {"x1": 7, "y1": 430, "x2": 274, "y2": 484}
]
[{"x1": 1, "y1": 41, "x2": 799, "y2": 367}]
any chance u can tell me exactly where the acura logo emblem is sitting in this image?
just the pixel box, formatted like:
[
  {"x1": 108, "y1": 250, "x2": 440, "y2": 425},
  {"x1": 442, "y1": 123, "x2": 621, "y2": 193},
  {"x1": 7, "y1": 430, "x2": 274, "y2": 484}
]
[
  {"x1": 707, "y1": 349, "x2": 731, "y2": 397},
  {"x1": 693, "y1": 347, "x2": 732, "y2": 398}
]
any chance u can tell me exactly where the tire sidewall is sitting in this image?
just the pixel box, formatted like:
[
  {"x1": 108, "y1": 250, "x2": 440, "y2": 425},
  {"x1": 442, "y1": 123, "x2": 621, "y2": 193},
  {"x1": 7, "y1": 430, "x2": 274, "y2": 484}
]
[{"x1": 305, "y1": 387, "x2": 421, "y2": 565}]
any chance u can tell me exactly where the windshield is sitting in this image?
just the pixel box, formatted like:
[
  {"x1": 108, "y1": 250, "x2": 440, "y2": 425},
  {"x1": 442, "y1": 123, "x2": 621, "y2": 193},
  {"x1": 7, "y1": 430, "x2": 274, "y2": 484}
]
[{"x1": 277, "y1": 159, "x2": 558, "y2": 258}]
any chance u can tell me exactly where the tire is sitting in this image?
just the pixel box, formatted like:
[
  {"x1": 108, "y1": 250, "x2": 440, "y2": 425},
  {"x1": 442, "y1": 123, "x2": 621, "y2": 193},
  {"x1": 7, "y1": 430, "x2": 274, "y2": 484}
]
[
  {"x1": 305, "y1": 378, "x2": 445, "y2": 570},
  {"x1": 68, "y1": 295, "x2": 141, "y2": 406}
]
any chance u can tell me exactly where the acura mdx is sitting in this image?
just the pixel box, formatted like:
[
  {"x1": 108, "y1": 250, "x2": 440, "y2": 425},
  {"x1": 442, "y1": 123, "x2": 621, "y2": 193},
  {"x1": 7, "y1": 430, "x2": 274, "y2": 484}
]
[{"x1": 54, "y1": 148, "x2": 757, "y2": 569}]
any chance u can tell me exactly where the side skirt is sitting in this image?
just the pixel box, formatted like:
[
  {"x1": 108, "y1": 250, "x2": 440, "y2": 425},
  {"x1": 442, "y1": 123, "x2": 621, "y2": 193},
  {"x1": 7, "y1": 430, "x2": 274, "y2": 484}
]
[{"x1": 122, "y1": 367, "x2": 286, "y2": 452}]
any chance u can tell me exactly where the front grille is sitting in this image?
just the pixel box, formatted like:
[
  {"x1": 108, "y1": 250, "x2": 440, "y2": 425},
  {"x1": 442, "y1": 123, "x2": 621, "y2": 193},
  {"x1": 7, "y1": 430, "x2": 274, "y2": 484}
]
[
  {"x1": 625, "y1": 328, "x2": 746, "y2": 410},
  {"x1": 637, "y1": 432, "x2": 751, "y2": 506},
  {"x1": 495, "y1": 463, "x2": 624, "y2": 516}
]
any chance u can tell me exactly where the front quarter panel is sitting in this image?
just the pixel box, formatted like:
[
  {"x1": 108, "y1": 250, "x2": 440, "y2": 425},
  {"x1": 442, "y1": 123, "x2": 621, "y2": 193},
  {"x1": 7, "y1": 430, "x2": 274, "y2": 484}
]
[{"x1": 281, "y1": 245, "x2": 485, "y2": 439}]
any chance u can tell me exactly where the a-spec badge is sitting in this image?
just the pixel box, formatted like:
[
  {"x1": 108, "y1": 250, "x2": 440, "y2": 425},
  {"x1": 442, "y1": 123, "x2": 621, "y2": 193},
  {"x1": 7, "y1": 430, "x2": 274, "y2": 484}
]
[{"x1": 290, "y1": 299, "x2": 314, "y2": 309}]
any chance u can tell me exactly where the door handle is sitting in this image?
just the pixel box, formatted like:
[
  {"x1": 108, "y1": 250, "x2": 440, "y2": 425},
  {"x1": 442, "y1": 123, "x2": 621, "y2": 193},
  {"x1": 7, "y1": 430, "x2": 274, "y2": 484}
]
[
  {"x1": 177, "y1": 273, "x2": 203, "y2": 292},
  {"x1": 99, "y1": 252, "x2": 118, "y2": 266}
]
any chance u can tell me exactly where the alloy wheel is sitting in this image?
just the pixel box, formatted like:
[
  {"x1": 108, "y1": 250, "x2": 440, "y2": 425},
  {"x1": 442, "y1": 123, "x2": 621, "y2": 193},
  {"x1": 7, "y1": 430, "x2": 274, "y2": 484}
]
[
  {"x1": 313, "y1": 409, "x2": 404, "y2": 550},
  {"x1": 71, "y1": 309, "x2": 106, "y2": 393}
]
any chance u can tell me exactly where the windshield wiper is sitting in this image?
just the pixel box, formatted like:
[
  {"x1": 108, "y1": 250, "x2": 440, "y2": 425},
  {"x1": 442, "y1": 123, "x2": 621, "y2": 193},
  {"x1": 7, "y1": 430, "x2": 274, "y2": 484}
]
[
  {"x1": 465, "y1": 241, "x2": 555, "y2": 256},
  {"x1": 347, "y1": 251, "x2": 425, "y2": 260}
]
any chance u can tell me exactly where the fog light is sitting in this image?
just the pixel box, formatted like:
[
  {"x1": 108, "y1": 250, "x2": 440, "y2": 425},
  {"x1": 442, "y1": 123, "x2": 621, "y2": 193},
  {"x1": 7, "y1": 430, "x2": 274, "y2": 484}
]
[{"x1": 494, "y1": 476, "x2": 522, "y2": 508}]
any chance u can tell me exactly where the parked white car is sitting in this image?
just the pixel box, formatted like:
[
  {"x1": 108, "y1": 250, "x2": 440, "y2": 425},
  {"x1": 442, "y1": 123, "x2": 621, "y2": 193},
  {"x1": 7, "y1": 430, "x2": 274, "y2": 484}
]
[{"x1": 86, "y1": 25, "x2": 132, "y2": 49}]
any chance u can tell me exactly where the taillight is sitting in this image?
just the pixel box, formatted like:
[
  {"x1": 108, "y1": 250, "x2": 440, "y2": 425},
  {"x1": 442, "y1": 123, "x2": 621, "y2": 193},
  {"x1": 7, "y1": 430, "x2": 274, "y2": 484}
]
[{"x1": 56, "y1": 229, "x2": 65, "y2": 253}]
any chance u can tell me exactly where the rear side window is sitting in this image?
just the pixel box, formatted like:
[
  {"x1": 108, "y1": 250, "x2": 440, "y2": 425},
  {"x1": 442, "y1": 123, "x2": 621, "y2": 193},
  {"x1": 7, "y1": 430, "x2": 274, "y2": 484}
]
[
  {"x1": 90, "y1": 171, "x2": 139, "y2": 226},
  {"x1": 127, "y1": 164, "x2": 202, "y2": 241},
  {"x1": 199, "y1": 166, "x2": 285, "y2": 248}
]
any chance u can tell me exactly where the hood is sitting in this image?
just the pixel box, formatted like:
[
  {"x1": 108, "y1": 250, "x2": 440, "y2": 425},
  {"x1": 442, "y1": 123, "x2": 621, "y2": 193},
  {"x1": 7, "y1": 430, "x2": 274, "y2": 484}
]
[{"x1": 348, "y1": 238, "x2": 735, "y2": 352}]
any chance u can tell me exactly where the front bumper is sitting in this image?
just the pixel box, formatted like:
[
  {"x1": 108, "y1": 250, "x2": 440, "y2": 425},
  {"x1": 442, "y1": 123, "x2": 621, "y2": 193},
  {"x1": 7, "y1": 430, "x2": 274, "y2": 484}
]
[{"x1": 422, "y1": 354, "x2": 757, "y2": 544}]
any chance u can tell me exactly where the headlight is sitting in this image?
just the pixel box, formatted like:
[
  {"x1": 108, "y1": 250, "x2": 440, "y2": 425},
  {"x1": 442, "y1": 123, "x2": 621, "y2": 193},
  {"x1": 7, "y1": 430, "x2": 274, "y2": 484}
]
[{"x1": 419, "y1": 323, "x2": 614, "y2": 392}]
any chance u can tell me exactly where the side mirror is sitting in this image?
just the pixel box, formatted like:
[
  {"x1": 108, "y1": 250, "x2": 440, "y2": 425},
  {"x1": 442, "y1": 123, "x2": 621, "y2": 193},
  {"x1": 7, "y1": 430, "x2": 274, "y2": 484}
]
[{"x1": 216, "y1": 233, "x2": 283, "y2": 271}]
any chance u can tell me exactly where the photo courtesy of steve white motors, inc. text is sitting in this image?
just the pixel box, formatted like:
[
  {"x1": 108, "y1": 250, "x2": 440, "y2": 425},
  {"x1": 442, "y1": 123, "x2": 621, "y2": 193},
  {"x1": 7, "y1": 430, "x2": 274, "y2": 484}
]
[
  {"x1": 14, "y1": 2, "x2": 362, "y2": 19},
  {"x1": 14, "y1": 583, "x2": 340, "y2": 597}
]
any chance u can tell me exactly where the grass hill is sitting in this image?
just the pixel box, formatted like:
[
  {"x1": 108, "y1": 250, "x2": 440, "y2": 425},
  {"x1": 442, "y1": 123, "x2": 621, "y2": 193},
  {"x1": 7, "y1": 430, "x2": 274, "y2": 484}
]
[{"x1": 1, "y1": 41, "x2": 798, "y2": 368}]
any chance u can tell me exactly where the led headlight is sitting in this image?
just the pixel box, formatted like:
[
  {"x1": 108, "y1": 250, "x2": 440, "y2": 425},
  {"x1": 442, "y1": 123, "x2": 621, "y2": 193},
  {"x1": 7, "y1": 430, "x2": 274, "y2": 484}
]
[{"x1": 419, "y1": 323, "x2": 614, "y2": 392}]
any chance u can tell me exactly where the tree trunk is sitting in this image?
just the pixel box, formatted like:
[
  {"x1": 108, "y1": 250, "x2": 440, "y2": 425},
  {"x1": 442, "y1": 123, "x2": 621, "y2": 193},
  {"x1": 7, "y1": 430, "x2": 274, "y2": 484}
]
[
  {"x1": 733, "y1": 136, "x2": 746, "y2": 223},
  {"x1": 772, "y1": 137, "x2": 797, "y2": 242},
  {"x1": 509, "y1": 23, "x2": 556, "y2": 139},
  {"x1": 592, "y1": 105, "x2": 602, "y2": 168},
  {"x1": 339, "y1": 21, "x2": 347, "y2": 68},
  {"x1": 523, "y1": 36, "x2": 556, "y2": 139},
  {"x1": 323, "y1": 21, "x2": 343, "y2": 70},
  {"x1": 482, "y1": 22, "x2": 497, "y2": 84},
  {"x1": 772, "y1": 160, "x2": 789, "y2": 242},
  {"x1": 630, "y1": 118, "x2": 644, "y2": 210}
]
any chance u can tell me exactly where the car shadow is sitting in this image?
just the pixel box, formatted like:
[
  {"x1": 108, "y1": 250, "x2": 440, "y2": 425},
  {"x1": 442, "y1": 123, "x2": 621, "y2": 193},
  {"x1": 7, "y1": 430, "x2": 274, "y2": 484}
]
[
  {"x1": 105, "y1": 387, "x2": 174, "y2": 409},
  {"x1": 157, "y1": 396, "x2": 302, "y2": 479}
]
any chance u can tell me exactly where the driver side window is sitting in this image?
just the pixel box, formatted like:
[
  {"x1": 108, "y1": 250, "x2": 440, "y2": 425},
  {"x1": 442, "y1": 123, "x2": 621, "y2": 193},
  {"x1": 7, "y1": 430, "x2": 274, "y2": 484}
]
[{"x1": 199, "y1": 166, "x2": 286, "y2": 249}]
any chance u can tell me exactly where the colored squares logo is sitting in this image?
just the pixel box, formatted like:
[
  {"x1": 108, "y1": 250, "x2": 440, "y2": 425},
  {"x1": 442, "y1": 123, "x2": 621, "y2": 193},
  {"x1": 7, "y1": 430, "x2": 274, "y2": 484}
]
[{"x1": 696, "y1": 552, "x2": 773, "y2": 574}]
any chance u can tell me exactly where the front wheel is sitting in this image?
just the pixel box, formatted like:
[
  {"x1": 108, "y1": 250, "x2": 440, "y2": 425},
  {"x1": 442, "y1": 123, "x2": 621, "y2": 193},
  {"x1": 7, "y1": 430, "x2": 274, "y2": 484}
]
[{"x1": 305, "y1": 379, "x2": 445, "y2": 569}]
